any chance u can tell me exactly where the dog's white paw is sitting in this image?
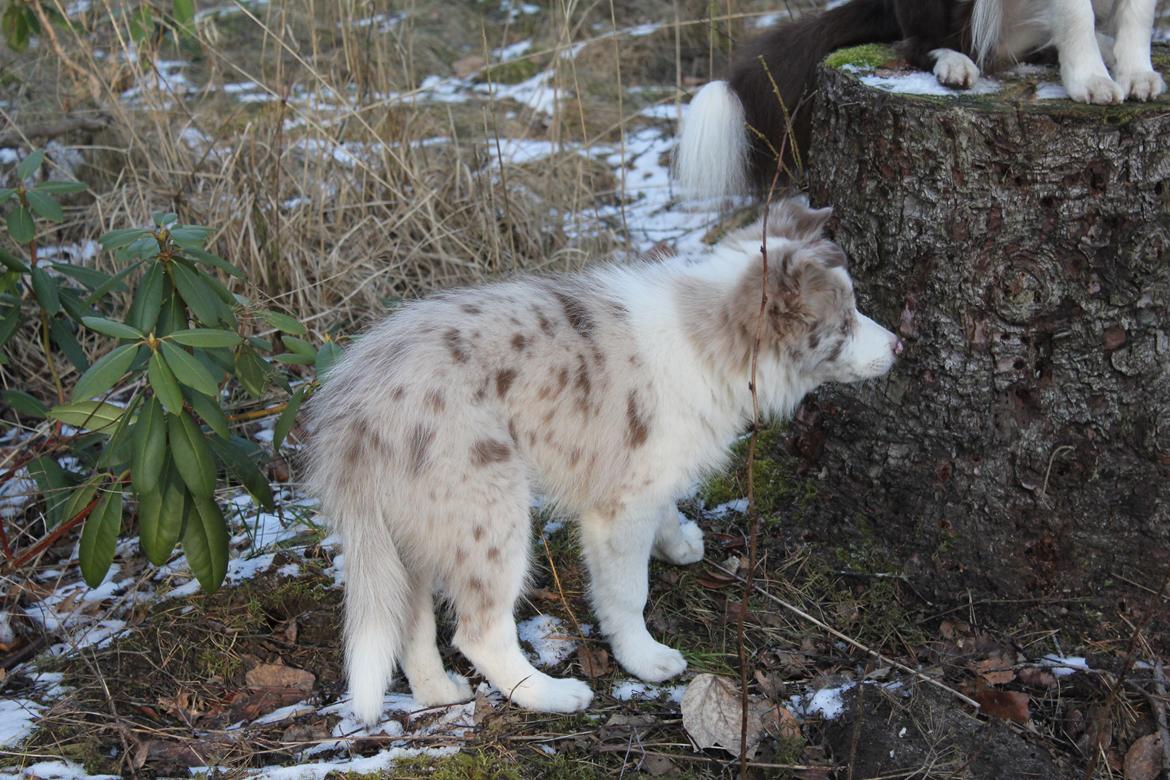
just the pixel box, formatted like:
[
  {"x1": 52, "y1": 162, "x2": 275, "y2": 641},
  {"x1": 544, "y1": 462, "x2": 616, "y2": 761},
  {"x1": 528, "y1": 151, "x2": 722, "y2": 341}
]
[
  {"x1": 615, "y1": 638, "x2": 687, "y2": 683},
  {"x1": 1065, "y1": 73, "x2": 1124, "y2": 104},
  {"x1": 665, "y1": 520, "x2": 705, "y2": 565},
  {"x1": 413, "y1": 672, "x2": 473, "y2": 707},
  {"x1": 507, "y1": 673, "x2": 593, "y2": 712},
  {"x1": 932, "y1": 50, "x2": 979, "y2": 89},
  {"x1": 1115, "y1": 70, "x2": 1166, "y2": 101}
]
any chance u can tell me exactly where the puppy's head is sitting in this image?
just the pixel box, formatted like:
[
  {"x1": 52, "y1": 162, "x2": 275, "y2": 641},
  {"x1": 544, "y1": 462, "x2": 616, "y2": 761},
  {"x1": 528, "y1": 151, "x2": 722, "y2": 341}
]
[{"x1": 729, "y1": 236, "x2": 901, "y2": 385}]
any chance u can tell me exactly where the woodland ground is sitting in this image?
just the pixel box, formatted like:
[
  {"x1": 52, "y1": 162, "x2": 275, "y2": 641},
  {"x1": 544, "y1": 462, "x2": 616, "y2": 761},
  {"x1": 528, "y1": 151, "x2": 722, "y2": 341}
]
[{"x1": 1, "y1": 1, "x2": 1169, "y2": 778}]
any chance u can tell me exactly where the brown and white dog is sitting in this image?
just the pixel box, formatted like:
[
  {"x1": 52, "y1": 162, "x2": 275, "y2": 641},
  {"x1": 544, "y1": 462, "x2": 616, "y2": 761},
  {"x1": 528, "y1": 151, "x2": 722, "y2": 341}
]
[
  {"x1": 306, "y1": 199, "x2": 901, "y2": 726},
  {"x1": 674, "y1": 0, "x2": 1166, "y2": 198}
]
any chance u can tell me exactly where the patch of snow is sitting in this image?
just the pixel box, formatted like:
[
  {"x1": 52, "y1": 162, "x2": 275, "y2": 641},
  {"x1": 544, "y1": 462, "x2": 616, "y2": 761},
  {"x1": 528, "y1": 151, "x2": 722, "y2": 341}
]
[
  {"x1": 789, "y1": 682, "x2": 856, "y2": 720},
  {"x1": 859, "y1": 71, "x2": 1001, "y2": 97},
  {"x1": 709, "y1": 498, "x2": 748, "y2": 517},
  {"x1": 542, "y1": 518, "x2": 565, "y2": 535},
  {"x1": 0, "y1": 699, "x2": 43, "y2": 748},
  {"x1": 612, "y1": 680, "x2": 687, "y2": 702},
  {"x1": 253, "y1": 701, "x2": 317, "y2": 726},
  {"x1": 0, "y1": 760, "x2": 118, "y2": 780},
  {"x1": 1034, "y1": 82, "x2": 1071, "y2": 100},
  {"x1": 626, "y1": 23, "x2": 662, "y2": 37},
  {"x1": 493, "y1": 40, "x2": 532, "y2": 62},
  {"x1": 1041, "y1": 655, "x2": 1089, "y2": 677},
  {"x1": 518, "y1": 615, "x2": 580, "y2": 667},
  {"x1": 754, "y1": 11, "x2": 791, "y2": 28}
]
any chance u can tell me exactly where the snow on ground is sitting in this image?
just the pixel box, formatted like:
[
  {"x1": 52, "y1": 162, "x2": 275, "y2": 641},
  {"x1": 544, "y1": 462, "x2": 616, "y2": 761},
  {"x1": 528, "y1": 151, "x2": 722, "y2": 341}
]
[{"x1": 858, "y1": 70, "x2": 1001, "y2": 97}]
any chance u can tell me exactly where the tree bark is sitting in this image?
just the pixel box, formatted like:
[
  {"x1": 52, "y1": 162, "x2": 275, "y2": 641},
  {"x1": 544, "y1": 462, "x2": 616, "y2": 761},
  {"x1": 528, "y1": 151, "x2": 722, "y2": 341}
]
[{"x1": 796, "y1": 47, "x2": 1170, "y2": 608}]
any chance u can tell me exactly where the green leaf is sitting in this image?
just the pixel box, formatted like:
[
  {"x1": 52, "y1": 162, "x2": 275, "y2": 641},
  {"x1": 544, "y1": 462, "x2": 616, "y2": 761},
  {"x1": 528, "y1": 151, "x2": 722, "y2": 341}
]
[
  {"x1": 97, "y1": 393, "x2": 140, "y2": 469},
  {"x1": 259, "y1": 309, "x2": 306, "y2": 336},
  {"x1": 152, "y1": 211, "x2": 178, "y2": 227},
  {"x1": 98, "y1": 228, "x2": 150, "y2": 251},
  {"x1": 25, "y1": 190, "x2": 64, "y2": 222},
  {"x1": 0, "y1": 389, "x2": 47, "y2": 418},
  {"x1": 80, "y1": 488, "x2": 123, "y2": 587},
  {"x1": 148, "y1": 350, "x2": 184, "y2": 414},
  {"x1": 183, "y1": 496, "x2": 229, "y2": 593},
  {"x1": 28, "y1": 456, "x2": 72, "y2": 528},
  {"x1": 117, "y1": 235, "x2": 162, "y2": 262},
  {"x1": 49, "y1": 317, "x2": 88, "y2": 371},
  {"x1": 183, "y1": 247, "x2": 244, "y2": 278},
  {"x1": 170, "y1": 260, "x2": 223, "y2": 325},
  {"x1": 7, "y1": 206, "x2": 35, "y2": 244},
  {"x1": 138, "y1": 461, "x2": 187, "y2": 565},
  {"x1": 282, "y1": 335, "x2": 317, "y2": 358},
  {"x1": 160, "y1": 340, "x2": 219, "y2": 396},
  {"x1": 128, "y1": 262, "x2": 165, "y2": 333},
  {"x1": 234, "y1": 344, "x2": 270, "y2": 398},
  {"x1": 315, "y1": 340, "x2": 343, "y2": 380},
  {"x1": 29, "y1": 266, "x2": 61, "y2": 314},
  {"x1": 52, "y1": 263, "x2": 113, "y2": 292},
  {"x1": 16, "y1": 150, "x2": 45, "y2": 180},
  {"x1": 2, "y1": 4, "x2": 32, "y2": 52},
  {"x1": 0, "y1": 247, "x2": 29, "y2": 272},
  {"x1": 129, "y1": 5, "x2": 153, "y2": 42},
  {"x1": 60, "y1": 476, "x2": 102, "y2": 530},
  {"x1": 167, "y1": 328, "x2": 241, "y2": 348},
  {"x1": 169, "y1": 225, "x2": 211, "y2": 249},
  {"x1": 167, "y1": 410, "x2": 216, "y2": 498},
  {"x1": 273, "y1": 387, "x2": 305, "y2": 452},
  {"x1": 273, "y1": 352, "x2": 314, "y2": 365},
  {"x1": 155, "y1": 285, "x2": 185, "y2": 336},
  {"x1": 0, "y1": 303, "x2": 22, "y2": 347},
  {"x1": 0, "y1": 188, "x2": 13, "y2": 203},
  {"x1": 172, "y1": 0, "x2": 195, "y2": 32},
  {"x1": 208, "y1": 436, "x2": 274, "y2": 510},
  {"x1": 33, "y1": 180, "x2": 87, "y2": 194},
  {"x1": 47, "y1": 400, "x2": 126, "y2": 432},
  {"x1": 186, "y1": 389, "x2": 230, "y2": 439},
  {"x1": 81, "y1": 316, "x2": 144, "y2": 340},
  {"x1": 131, "y1": 396, "x2": 167, "y2": 495},
  {"x1": 72, "y1": 342, "x2": 140, "y2": 401},
  {"x1": 84, "y1": 260, "x2": 138, "y2": 304}
]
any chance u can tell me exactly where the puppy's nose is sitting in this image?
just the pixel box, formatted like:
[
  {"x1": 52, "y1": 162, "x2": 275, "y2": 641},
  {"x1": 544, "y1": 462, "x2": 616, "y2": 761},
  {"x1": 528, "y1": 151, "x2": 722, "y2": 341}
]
[{"x1": 892, "y1": 339, "x2": 904, "y2": 357}]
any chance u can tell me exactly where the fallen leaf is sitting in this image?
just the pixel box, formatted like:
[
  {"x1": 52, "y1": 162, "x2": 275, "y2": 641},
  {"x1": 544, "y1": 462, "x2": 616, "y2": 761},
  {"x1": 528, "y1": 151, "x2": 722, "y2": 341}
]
[
  {"x1": 246, "y1": 662, "x2": 315, "y2": 691},
  {"x1": 640, "y1": 754, "x2": 677, "y2": 776},
  {"x1": 452, "y1": 55, "x2": 485, "y2": 78},
  {"x1": 281, "y1": 721, "x2": 330, "y2": 744},
  {"x1": 680, "y1": 673, "x2": 773, "y2": 759},
  {"x1": 578, "y1": 645, "x2": 611, "y2": 678},
  {"x1": 1123, "y1": 733, "x2": 1163, "y2": 780},
  {"x1": 973, "y1": 684, "x2": 1030, "y2": 725},
  {"x1": 1017, "y1": 666, "x2": 1057, "y2": 689},
  {"x1": 974, "y1": 650, "x2": 1017, "y2": 686},
  {"x1": 759, "y1": 703, "x2": 801, "y2": 741}
]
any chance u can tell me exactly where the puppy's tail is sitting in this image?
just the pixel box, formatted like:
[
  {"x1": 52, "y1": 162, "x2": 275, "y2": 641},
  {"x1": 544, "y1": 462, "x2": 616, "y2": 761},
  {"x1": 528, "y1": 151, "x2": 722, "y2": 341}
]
[
  {"x1": 727, "y1": 0, "x2": 902, "y2": 191},
  {"x1": 340, "y1": 504, "x2": 412, "y2": 727},
  {"x1": 673, "y1": 80, "x2": 750, "y2": 200}
]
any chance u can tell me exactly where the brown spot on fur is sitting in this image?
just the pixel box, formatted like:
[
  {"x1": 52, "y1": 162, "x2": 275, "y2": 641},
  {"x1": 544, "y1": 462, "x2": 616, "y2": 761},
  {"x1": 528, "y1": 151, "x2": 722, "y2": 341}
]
[
  {"x1": 455, "y1": 547, "x2": 467, "y2": 564},
  {"x1": 408, "y1": 424, "x2": 436, "y2": 475},
  {"x1": 391, "y1": 385, "x2": 406, "y2": 400},
  {"x1": 824, "y1": 339, "x2": 845, "y2": 363},
  {"x1": 507, "y1": 417, "x2": 518, "y2": 441},
  {"x1": 487, "y1": 546, "x2": 500, "y2": 561},
  {"x1": 574, "y1": 355, "x2": 591, "y2": 399},
  {"x1": 496, "y1": 369, "x2": 516, "y2": 398},
  {"x1": 807, "y1": 332, "x2": 821, "y2": 350},
  {"x1": 469, "y1": 576, "x2": 484, "y2": 591},
  {"x1": 343, "y1": 438, "x2": 362, "y2": 467},
  {"x1": 472, "y1": 439, "x2": 512, "y2": 465},
  {"x1": 553, "y1": 290, "x2": 593, "y2": 338},
  {"x1": 444, "y1": 328, "x2": 469, "y2": 363},
  {"x1": 461, "y1": 304, "x2": 482, "y2": 315},
  {"x1": 626, "y1": 391, "x2": 650, "y2": 448},
  {"x1": 535, "y1": 307, "x2": 555, "y2": 336},
  {"x1": 556, "y1": 367, "x2": 570, "y2": 390},
  {"x1": 511, "y1": 333, "x2": 528, "y2": 352},
  {"x1": 425, "y1": 388, "x2": 445, "y2": 412},
  {"x1": 473, "y1": 526, "x2": 485, "y2": 542},
  {"x1": 570, "y1": 447, "x2": 582, "y2": 466}
]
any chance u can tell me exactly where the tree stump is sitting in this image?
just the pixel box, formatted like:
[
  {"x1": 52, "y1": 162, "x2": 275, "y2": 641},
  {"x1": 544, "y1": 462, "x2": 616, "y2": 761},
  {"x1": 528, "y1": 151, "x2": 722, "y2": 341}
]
[{"x1": 796, "y1": 46, "x2": 1170, "y2": 609}]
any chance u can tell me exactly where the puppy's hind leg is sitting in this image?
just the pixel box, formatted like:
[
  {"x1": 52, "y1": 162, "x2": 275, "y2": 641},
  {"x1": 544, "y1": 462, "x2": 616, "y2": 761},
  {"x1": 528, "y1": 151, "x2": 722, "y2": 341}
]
[
  {"x1": 449, "y1": 467, "x2": 592, "y2": 713},
  {"x1": 651, "y1": 504, "x2": 705, "y2": 566},
  {"x1": 581, "y1": 506, "x2": 688, "y2": 683},
  {"x1": 400, "y1": 575, "x2": 472, "y2": 707}
]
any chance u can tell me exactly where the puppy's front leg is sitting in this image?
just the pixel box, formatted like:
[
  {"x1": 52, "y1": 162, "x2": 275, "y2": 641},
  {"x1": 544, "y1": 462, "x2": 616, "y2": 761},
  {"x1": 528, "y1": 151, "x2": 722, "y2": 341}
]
[
  {"x1": 580, "y1": 506, "x2": 688, "y2": 683},
  {"x1": 1110, "y1": 0, "x2": 1166, "y2": 100},
  {"x1": 1053, "y1": 0, "x2": 1125, "y2": 103},
  {"x1": 651, "y1": 504, "x2": 705, "y2": 566}
]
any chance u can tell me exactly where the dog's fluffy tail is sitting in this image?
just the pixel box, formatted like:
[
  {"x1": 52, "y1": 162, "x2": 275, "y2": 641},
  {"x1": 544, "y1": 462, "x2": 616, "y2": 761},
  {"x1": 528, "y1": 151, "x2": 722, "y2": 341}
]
[
  {"x1": 673, "y1": 80, "x2": 750, "y2": 200},
  {"x1": 723, "y1": 0, "x2": 902, "y2": 191},
  {"x1": 340, "y1": 503, "x2": 412, "y2": 727}
]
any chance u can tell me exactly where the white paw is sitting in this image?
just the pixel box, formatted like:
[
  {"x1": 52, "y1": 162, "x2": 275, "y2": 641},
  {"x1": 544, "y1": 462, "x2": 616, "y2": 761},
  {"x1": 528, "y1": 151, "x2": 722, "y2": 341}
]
[
  {"x1": 667, "y1": 520, "x2": 705, "y2": 565},
  {"x1": 931, "y1": 50, "x2": 979, "y2": 89},
  {"x1": 1065, "y1": 73, "x2": 1124, "y2": 104},
  {"x1": 1115, "y1": 70, "x2": 1166, "y2": 101},
  {"x1": 615, "y1": 638, "x2": 687, "y2": 683},
  {"x1": 412, "y1": 672, "x2": 473, "y2": 707},
  {"x1": 507, "y1": 672, "x2": 593, "y2": 712}
]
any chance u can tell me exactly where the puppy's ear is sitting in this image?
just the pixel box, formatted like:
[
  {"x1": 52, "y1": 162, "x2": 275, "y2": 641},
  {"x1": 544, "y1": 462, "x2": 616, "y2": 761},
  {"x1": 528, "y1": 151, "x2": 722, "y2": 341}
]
[{"x1": 765, "y1": 200, "x2": 833, "y2": 241}]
